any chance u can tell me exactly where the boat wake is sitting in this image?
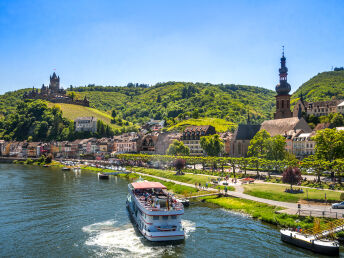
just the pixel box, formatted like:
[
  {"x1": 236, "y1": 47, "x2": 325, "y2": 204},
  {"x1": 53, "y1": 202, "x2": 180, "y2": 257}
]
[{"x1": 82, "y1": 219, "x2": 196, "y2": 257}]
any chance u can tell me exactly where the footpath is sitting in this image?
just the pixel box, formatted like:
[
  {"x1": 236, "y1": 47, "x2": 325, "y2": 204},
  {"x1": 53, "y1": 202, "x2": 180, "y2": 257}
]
[{"x1": 134, "y1": 171, "x2": 344, "y2": 219}]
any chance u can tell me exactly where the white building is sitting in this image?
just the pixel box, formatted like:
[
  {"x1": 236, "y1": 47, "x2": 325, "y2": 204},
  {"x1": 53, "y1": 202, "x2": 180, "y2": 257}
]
[
  {"x1": 74, "y1": 117, "x2": 97, "y2": 133},
  {"x1": 292, "y1": 132, "x2": 315, "y2": 158},
  {"x1": 337, "y1": 101, "x2": 344, "y2": 114}
]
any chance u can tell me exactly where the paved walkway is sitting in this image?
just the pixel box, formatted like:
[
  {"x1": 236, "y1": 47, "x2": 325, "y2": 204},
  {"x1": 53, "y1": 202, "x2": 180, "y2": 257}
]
[{"x1": 134, "y1": 170, "x2": 344, "y2": 218}]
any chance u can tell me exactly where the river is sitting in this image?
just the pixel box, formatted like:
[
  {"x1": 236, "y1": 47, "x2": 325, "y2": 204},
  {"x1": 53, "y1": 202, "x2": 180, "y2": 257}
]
[{"x1": 0, "y1": 164, "x2": 340, "y2": 257}]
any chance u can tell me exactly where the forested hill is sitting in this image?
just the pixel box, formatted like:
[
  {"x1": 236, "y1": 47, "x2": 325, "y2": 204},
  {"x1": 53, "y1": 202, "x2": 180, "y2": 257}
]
[
  {"x1": 0, "y1": 82, "x2": 275, "y2": 125},
  {"x1": 291, "y1": 70, "x2": 344, "y2": 104},
  {"x1": 72, "y1": 82, "x2": 275, "y2": 125}
]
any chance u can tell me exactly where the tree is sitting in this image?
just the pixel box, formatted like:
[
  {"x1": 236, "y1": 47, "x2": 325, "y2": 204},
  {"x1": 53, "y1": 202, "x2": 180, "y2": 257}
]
[
  {"x1": 111, "y1": 110, "x2": 117, "y2": 118},
  {"x1": 266, "y1": 135, "x2": 287, "y2": 160},
  {"x1": 67, "y1": 91, "x2": 76, "y2": 101},
  {"x1": 330, "y1": 113, "x2": 344, "y2": 127},
  {"x1": 302, "y1": 155, "x2": 330, "y2": 183},
  {"x1": 282, "y1": 167, "x2": 302, "y2": 190},
  {"x1": 200, "y1": 134, "x2": 224, "y2": 157},
  {"x1": 313, "y1": 128, "x2": 344, "y2": 161},
  {"x1": 157, "y1": 95, "x2": 162, "y2": 103},
  {"x1": 174, "y1": 159, "x2": 186, "y2": 175},
  {"x1": 192, "y1": 109, "x2": 199, "y2": 119},
  {"x1": 247, "y1": 130, "x2": 270, "y2": 158},
  {"x1": 166, "y1": 140, "x2": 190, "y2": 156}
]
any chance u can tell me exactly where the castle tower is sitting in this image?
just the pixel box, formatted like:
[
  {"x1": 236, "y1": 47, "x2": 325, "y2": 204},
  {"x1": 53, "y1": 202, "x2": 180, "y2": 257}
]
[
  {"x1": 274, "y1": 47, "x2": 292, "y2": 119},
  {"x1": 49, "y1": 72, "x2": 60, "y2": 93}
]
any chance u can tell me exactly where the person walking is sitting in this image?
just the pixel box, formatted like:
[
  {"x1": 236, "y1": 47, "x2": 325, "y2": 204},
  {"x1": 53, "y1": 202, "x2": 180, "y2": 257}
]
[{"x1": 224, "y1": 186, "x2": 228, "y2": 196}]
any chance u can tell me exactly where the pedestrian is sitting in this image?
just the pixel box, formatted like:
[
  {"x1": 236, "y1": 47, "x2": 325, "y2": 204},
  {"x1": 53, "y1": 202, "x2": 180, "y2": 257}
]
[
  {"x1": 205, "y1": 182, "x2": 208, "y2": 189},
  {"x1": 224, "y1": 186, "x2": 228, "y2": 195},
  {"x1": 195, "y1": 182, "x2": 197, "y2": 189}
]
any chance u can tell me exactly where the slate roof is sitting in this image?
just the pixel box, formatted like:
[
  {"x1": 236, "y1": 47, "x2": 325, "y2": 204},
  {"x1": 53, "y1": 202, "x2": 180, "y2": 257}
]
[
  {"x1": 235, "y1": 124, "x2": 261, "y2": 140},
  {"x1": 260, "y1": 117, "x2": 311, "y2": 136}
]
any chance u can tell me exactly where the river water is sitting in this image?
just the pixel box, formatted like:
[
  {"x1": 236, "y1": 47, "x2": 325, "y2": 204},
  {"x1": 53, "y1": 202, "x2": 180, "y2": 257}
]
[{"x1": 0, "y1": 164, "x2": 340, "y2": 257}]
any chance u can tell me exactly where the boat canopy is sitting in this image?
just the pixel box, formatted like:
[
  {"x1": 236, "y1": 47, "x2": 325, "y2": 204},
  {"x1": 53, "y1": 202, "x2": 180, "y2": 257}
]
[{"x1": 131, "y1": 182, "x2": 167, "y2": 189}]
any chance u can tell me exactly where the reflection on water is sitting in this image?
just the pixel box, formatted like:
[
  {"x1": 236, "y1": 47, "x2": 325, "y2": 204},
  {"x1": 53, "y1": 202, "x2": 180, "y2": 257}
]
[{"x1": 0, "y1": 164, "x2": 340, "y2": 258}]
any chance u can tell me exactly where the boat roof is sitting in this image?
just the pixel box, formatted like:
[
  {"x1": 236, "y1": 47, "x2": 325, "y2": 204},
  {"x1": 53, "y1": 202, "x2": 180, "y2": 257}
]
[{"x1": 131, "y1": 181, "x2": 167, "y2": 189}]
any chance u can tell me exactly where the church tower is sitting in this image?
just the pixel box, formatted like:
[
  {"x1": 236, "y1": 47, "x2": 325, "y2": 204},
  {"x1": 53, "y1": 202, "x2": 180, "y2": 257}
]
[
  {"x1": 49, "y1": 72, "x2": 60, "y2": 93},
  {"x1": 274, "y1": 48, "x2": 292, "y2": 119}
]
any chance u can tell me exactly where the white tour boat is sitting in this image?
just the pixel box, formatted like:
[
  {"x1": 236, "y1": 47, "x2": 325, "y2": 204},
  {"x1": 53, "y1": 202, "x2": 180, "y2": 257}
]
[{"x1": 126, "y1": 181, "x2": 185, "y2": 242}]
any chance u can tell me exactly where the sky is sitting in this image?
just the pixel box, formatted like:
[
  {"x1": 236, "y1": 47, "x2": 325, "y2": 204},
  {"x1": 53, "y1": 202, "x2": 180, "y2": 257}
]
[{"x1": 0, "y1": 0, "x2": 343, "y2": 94}]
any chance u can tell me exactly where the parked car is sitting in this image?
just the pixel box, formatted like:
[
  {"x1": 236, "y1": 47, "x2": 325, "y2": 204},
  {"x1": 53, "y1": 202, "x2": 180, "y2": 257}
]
[{"x1": 332, "y1": 202, "x2": 344, "y2": 209}]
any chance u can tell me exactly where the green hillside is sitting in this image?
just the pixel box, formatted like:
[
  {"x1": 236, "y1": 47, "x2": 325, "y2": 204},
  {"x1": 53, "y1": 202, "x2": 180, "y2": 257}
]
[
  {"x1": 167, "y1": 118, "x2": 237, "y2": 132},
  {"x1": 0, "y1": 82, "x2": 276, "y2": 127},
  {"x1": 291, "y1": 70, "x2": 344, "y2": 104},
  {"x1": 73, "y1": 82, "x2": 275, "y2": 125}
]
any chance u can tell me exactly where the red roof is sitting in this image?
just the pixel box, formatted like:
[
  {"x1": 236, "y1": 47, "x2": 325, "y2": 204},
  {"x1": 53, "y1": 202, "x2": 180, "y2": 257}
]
[{"x1": 131, "y1": 182, "x2": 167, "y2": 189}]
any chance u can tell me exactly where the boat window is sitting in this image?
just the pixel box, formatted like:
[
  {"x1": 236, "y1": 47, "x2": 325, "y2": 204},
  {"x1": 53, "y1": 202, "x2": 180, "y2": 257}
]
[
  {"x1": 162, "y1": 216, "x2": 168, "y2": 220},
  {"x1": 153, "y1": 216, "x2": 159, "y2": 220},
  {"x1": 171, "y1": 215, "x2": 177, "y2": 219}
]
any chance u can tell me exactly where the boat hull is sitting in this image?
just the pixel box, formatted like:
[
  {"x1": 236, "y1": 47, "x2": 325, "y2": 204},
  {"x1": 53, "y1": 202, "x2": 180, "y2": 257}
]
[
  {"x1": 281, "y1": 232, "x2": 339, "y2": 256},
  {"x1": 126, "y1": 201, "x2": 185, "y2": 242}
]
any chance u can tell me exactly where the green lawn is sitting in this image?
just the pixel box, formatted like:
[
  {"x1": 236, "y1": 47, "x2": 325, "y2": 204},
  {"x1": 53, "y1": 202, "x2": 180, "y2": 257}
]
[
  {"x1": 203, "y1": 196, "x2": 333, "y2": 229},
  {"x1": 243, "y1": 183, "x2": 342, "y2": 203},
  {"x1": 167, "y1": 117, "x2": 236, "y2": 132}
]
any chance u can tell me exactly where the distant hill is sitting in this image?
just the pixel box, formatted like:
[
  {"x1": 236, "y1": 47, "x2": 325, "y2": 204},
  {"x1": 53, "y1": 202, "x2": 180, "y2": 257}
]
[
  {"x1": 291, "y1": 70, "x2": 344, "y2": 104},
  {"x1": 0, "y1": 82, "x2": 276, "y2": 127},
  {"x1": 73, "y1": 82, "x2": 275, "y2": 125}
]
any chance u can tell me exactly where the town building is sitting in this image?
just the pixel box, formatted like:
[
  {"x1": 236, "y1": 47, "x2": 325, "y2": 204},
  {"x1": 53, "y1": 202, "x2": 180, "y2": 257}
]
[
  {"x1": 155, "y1": 132, "x2": 182, "y2": 155},
  {"x1": 181, "y1": 125, "x2": 216, "y2": 155},
  {"x1": 230, "y1": 124, "x2": 261, "y2": 157},
  {"x1": 113, "y1": 133, "x2": 140, "y2": 154},
  {"x1": 74, "y1": 117, "x2": 97, "y2": 133},
  {"x1": 260, "y1": 117, "x2": 312, "y2": 137},
  {"x1": 292, "y1": 132, "x2": 316, "y2": 158},
  {"x1": 140, "y1": 133, "x2": 159, "y2": 154},
  {"x1": 293, "y1": 97, "x2": 344, "y2": 117},
  {"x1": 274, "y1": 49, "x2": 293, "y2": 119},
  {"x1": 23, "y1": 73, "x2": 89, "y2": 107}
]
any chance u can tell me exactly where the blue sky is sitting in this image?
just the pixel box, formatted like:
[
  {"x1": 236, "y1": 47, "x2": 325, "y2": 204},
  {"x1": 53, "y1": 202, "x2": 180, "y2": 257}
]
[{"x1": 0, "y1": 0, "x2": 343, "y2": 94}]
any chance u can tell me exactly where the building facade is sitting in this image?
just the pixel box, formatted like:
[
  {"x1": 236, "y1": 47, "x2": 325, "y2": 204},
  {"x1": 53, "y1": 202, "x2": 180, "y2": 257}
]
[
  {"x1": 74, "y1": 117, "x2": 97, "y2": 133},
  {"x1": 181, "y1": 125, "x2": 216, "y2": 155}
]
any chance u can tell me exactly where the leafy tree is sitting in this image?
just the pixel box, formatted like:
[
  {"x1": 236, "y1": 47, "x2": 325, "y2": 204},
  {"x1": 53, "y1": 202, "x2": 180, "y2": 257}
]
[
  {"x1": 247, "y1": 130, "x2": 270, "y2": 158},
  {"x1": 313, "y1": 128, "x2": 344, "y2": 161},
  {"x1": 301, "y1": 155, "x2": 330, "y2": 183},
  {"x1": 282, "y1": 167, "x2": 302, "y2": 190},
  {"x1": 111, "y1": 109, "x2": 117, "y2": 118},
  {"x1": 266, "y1": 135, "x2": 287, "y2": 160},
  {"x1": 330, "y1": 113, "x2": 344, "y2": 127},
  {"x1": 192, "y1": 109, "x2": 199, "y2": 119},
  {"x1": 174, "y1": 159, "x2": 186, "y2": 175},
  {"x1": 166, "y1": 140, "x2": 190, "y2": 156},
  {"x1": 67, "y1": 91, "x2": 77, "y2": 100},
  {"x1": 200, "y1": 134, "x2": 224, "y2": 156},
  {"x1": 157, "y1": 95, "x2": 162, "y2": 103}
]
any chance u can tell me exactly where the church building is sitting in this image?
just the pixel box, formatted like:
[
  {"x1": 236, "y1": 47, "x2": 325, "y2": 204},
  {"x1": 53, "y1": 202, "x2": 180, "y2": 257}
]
[{"x1": 274, "y1": 49, "x2": 293, "y2": 119}]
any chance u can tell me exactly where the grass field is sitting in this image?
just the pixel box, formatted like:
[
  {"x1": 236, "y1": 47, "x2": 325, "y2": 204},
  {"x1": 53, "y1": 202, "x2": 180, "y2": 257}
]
[
  {"x1": 46, "y1": 103, "x2": 121, "y2": 129},
  {"x1": 243, "y1": 183, "x2": 342, "y2": 203},
  {"x1": 203, "y1": 196, "x2": 333, "y2": 229},
  {"x1": 167, "y1": 117, "x2": 237, "y2": 132}
]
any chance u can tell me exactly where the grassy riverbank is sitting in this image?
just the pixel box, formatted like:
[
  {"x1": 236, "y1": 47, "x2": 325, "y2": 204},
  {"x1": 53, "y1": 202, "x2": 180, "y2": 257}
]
[
  {"x1": 132, "y1": 166, "x2": 235, "y2": 191},
  {"x1": 202, "y1": 196, "x2": 334, "y2": 229},
  {"x1": 243, "y1": 184, "x2": 341, "y2": 203}
]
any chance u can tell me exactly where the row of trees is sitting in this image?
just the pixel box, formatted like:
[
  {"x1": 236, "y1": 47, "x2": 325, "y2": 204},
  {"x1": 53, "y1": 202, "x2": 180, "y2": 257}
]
[{"x1": 118, "y1": 153, "x2": 344, "y2": 183}]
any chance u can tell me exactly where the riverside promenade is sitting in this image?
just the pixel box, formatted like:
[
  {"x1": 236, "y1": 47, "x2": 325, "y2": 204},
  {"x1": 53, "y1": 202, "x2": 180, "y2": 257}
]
[{"x1": 134, "y1": 171, "x2": 344, "y2": 219}]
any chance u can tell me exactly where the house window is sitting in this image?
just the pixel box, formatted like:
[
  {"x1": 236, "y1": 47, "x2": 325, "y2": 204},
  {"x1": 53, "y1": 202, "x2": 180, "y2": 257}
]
[{"x1": 281, "y1": 100, "x2": 284, "y2": 108}]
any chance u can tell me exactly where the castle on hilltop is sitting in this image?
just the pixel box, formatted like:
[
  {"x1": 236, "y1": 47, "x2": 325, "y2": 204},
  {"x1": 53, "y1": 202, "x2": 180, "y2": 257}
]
[{"x1": 23, "y1": 72, "x2": 89, "y2": 107}]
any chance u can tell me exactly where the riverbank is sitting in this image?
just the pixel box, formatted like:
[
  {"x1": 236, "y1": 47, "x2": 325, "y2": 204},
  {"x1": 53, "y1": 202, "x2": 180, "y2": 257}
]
[{"x1": 201, "y1": 195, "x2": 336, "y2": 231}]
